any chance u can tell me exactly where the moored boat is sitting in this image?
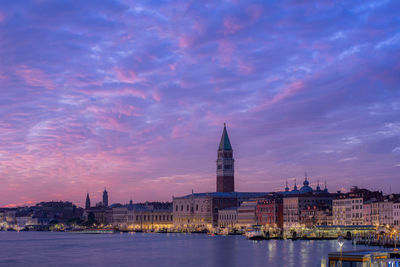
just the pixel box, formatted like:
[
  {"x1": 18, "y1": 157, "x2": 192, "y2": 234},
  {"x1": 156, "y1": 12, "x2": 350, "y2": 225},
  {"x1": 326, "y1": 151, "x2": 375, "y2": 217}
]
[{"x1": 245, "y1": 225, "x2": 264, "y2": 240}]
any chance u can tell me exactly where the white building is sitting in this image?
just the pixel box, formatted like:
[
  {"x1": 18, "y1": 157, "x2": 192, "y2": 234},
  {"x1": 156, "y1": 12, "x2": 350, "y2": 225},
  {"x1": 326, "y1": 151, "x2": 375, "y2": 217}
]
[
  {"x1": 393, "y1": 202, "x2": 400, "y2": 229},
  {"x1": 363, "y1": 202, "x2": 372, "y2": 225},
  {"x1": 284, "y1": 195, "x2": 333, "y2": 229},
  {"x1": 112, "y1": 204, "x2": 173, "y2": 230},
  {"x1": 283, "y1": 197, "x2": 301, "y2": 229},
  {"x1": 377, "y1": 200, "x2": 393, "y2": 226},
  {"x1": 332, "y1": 198, "x2": 363, "y2": 226},
  {"x1": 218, "y1": 207, "x2": 238, "y2": 228},
  {"x1": 237, "y1": 201, "x2": 258, "y2": 228}
]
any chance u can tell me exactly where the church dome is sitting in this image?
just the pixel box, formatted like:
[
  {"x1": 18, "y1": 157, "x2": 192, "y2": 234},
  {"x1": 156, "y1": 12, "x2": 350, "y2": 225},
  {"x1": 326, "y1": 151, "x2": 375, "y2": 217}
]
[
  {"x1": 299, "y1": 185, "x2": 313, "y2": 194},
  {"x1": 299, "y1": 174, "x2": 313, "y2": 194}
]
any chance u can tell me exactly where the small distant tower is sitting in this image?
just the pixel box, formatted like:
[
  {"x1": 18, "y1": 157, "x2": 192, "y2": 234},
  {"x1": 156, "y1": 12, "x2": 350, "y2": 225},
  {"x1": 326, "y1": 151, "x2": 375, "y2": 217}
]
[
  {"x1": 294, "y1": 179, "x2": 298, "y2": 191},
  {"x1": 285, "y1": 181, "x2": 289, "y2": 192},
  {"x1": 85, "y1": 193, "x2": 91, "y2": 210},
  {"x1": 316, "y1": 180, "x2": 321, "y2": 191},
  {"x1": 103, "y1": 188, "x2": 109, "y2": 207},
  {"x1": 216, "y1": 123, "x2": 235, "y2": 193}
]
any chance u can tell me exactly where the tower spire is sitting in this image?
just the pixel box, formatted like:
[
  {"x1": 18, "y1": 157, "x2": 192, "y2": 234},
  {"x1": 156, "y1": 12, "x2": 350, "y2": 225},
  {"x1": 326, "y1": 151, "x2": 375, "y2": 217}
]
[{"x1": 218, "y1": 123, "x2": 232, "y2": 151}]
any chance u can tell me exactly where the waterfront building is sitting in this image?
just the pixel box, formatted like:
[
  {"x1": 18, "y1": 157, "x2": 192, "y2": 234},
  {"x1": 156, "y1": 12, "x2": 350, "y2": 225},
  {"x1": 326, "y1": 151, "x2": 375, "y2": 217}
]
[
  {"x1": 218, "y1": 207, "x2": 238, "y2": 229},
  {"x1": 332, "y1": 187, "x2": 384, "y2": 226},
  {"x1": 315, "y1": 208, "x2": 333, "y2": 226},
  {"x1": 394, "y1": 201, "x2": 400, "y2": 228},
  {"x1": 173, "y1": 192, "x2": 237, "y2": 229},
  {"x1": 282, "y1": 177, "x2": 333, "y2": 229},
  {"x1": 363, "y1": 201, "x2": 372, "y2": 225},
  {"x1": 112, "y1": 207, "x2": 128, "y2": 227},
  {"x1": 173, "y1": 191, "x2": 270, "y2": 229},
  {"x1": 83, "y1": 207, "x2": 113, "y2": 225},
  {"x1": 332, "y1": 197, "x2": 363, "y2": 226},
  {"x1": 127, "y1": 202, "x2": 173, "y2": 230},
  {"x1": 5, "y1": 209, "x2": 17, "y2": 226},
  {"x1": 371, "y1": 201, "x2": 380, "y2": 225},
  {"x1": 237, "y1": 200, "x2": 258, "y2": 228},
  {"x1": 256, "y1": 197, "x2": 283, "y2": 229},
  {"x1": 300, "y1": 205, "x2": 332, "y2": 228},
  {"x1": 35, "y1": 201, "x2": 83, "y2": 223},
  {"x1": 15, "y1": 216, "x2": 49, "y2": 229},
  {"x1": 376, "y1": 200, "x2": 393, "y2": 226},
  {"x1": 112, "y1": 202, "x2": 173, "y2": 230}
]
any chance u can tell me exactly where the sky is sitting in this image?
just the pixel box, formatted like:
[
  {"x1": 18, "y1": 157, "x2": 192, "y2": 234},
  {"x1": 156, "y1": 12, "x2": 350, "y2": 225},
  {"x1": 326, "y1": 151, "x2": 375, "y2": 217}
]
[{"x1": 0, "y1": 0, "x2": 399, "y2": 207}]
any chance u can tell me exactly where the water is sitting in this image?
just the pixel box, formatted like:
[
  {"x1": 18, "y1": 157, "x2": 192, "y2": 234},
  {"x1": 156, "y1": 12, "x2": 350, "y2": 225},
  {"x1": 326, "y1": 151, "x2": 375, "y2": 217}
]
[{"x1": 0, "y1": 232, "x2": 372, "y2": 267}]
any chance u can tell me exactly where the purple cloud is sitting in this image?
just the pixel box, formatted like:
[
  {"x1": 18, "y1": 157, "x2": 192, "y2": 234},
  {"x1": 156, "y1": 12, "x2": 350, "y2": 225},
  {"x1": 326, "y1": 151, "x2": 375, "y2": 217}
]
[{"x1": 0, "y1": 0, "x2": 399, "y2": 207}]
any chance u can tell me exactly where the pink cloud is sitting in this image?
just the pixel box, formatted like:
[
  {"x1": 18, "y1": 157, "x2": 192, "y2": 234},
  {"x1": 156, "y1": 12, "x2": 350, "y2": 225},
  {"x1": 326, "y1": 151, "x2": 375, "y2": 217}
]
[
  {"x1": 81, "y1": 88, "x2": 147, "y2": 99},
  {"x1": 169, "y1": 63, "x2": 177, "y2": 71},
  {"x1": 237, "y1": 60, "x2": 253, "y2": 75},
  {"x1": 0, "y1": 13, "x2": 5, "y2": 24},
  {"x1": 178, "y1": 35, "x2": 193, "y2": 48},
  {"x1": 115, "y1": 68, "x2": 141, "y2": 84},
  {"x1": 216, "y1": 40, "x2": 235, "y2": 66},
  {"x1": 152, "y1": 90, "x2": 161, "y2": 102},
  {"x1": 15, "y1": 65, "x2": 55, "y2": 90},
  {"x1": 271, "y1": 81, "x2": 305, "y2": 104},
  {"x1": 252, "y1": 80, "x2": 306, "y2": 112},
  {"x1": 223, "y1": 16, "x2": 244, "y2": 35},
  {"x1": 111, "y1": 104, "x2": 140, "y2": 117},
  {"x1": 246, "y1": 5, "x2": 263, "y2": 22},
  {"x1": 3, "y1": 200, "x2": 36, "y2": 208}
]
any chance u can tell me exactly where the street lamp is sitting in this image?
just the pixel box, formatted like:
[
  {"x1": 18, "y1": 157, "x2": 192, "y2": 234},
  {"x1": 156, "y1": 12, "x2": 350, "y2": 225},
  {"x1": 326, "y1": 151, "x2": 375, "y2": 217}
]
[{"x1": 338, "y1": 236, "x2": 344, "y2": 267}]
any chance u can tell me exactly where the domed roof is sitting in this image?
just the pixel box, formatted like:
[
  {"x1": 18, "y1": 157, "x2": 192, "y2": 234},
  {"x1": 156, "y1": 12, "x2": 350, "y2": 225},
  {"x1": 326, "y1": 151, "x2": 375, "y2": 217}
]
[
  {"x1": 290, "y1": 180, "x2": 299, "y2": 194},
  {"x1": 299, "y1": 185, "x2": 313, "y2": 193},
  {"x1": 299, "y1": 173, "x2": 313, "y2": 193}
]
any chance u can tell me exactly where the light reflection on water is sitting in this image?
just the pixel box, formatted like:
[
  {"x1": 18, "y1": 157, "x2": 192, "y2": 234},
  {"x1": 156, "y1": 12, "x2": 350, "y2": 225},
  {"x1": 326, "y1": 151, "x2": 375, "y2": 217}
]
[{"x1": 0, "y1": 232, "x2": 371, "y2": 267}]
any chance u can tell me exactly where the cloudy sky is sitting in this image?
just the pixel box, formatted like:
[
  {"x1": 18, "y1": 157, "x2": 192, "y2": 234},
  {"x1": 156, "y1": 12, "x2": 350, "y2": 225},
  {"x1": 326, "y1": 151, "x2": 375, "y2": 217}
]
[{"x1": 0, "y1": 0, "x2": 399, "y2": 207}]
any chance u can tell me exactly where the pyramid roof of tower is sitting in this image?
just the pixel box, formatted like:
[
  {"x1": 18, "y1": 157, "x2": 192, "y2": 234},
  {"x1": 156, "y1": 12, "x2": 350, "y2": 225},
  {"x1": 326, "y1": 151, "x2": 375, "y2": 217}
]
[{"x1": 218, "y1": 124, "x2": 232, "y2": 151}]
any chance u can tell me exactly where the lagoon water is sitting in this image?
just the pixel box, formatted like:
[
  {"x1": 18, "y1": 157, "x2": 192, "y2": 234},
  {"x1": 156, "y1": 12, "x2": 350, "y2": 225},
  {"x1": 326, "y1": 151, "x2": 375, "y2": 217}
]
[{"x1": 0, "y1": 232, "x2": 372, "y2": 267}]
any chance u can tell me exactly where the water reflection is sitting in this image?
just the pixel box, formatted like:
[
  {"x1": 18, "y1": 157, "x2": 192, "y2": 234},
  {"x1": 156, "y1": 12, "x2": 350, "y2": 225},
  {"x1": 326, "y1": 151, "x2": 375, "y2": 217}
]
[{"x1": 0, "y1": 232, "x2": 371, "y2": 267}]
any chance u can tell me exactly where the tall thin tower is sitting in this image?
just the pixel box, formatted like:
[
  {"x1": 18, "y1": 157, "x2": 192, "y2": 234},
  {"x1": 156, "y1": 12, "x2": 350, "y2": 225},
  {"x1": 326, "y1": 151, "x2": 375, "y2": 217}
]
[
  {"x1": 85, "y1": 193, "x2": 91, "y2": 210},
  {"x1": 103, "y1": 188, "x2": 109, "y2": 207},
  {"x1": 216, "y1": 123, "x2": 235, "y2": 192}
]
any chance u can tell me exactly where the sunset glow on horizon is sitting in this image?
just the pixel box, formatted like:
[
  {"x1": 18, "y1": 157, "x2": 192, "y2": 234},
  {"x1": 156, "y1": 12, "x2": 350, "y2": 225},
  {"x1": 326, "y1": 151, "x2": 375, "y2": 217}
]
[{"x1": 0, "y1": 0, "x2": 399, "y2": 207}]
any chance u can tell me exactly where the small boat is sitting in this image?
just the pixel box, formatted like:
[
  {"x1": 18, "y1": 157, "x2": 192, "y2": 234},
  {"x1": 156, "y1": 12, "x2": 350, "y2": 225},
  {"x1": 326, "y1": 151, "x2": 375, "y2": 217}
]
[{"x1": 245, "y1": 225, "x2": 264, "y2": 240}]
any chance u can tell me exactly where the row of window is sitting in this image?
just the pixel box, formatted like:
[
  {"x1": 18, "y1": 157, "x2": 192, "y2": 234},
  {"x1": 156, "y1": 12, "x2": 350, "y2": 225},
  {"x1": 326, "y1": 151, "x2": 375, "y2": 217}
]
[
  {"x1": 136, "y1": 215, "x2": 172, "y2": 221},
  {"x1": 176, "y1": 204, "x2": 200, "y2": 212},
  {"x1": 219, "y1": 214, "x2": 237, "y2": 220},
  {"x1": 217, "y1": 165, "x2": 233, "y2": 169}
]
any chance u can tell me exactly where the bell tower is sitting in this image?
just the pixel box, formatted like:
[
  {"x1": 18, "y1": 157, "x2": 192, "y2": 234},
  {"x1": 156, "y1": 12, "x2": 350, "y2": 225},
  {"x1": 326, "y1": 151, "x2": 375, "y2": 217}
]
[
  {"x1": 85, "y1": 193, "x2": 91, "y2": 210},
  {"x1": 103, "y1": 188, "x2": 108, "y2": 207},
  {"x1": 216, "y1": 123, "x2": 235, "y2": 192}
]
